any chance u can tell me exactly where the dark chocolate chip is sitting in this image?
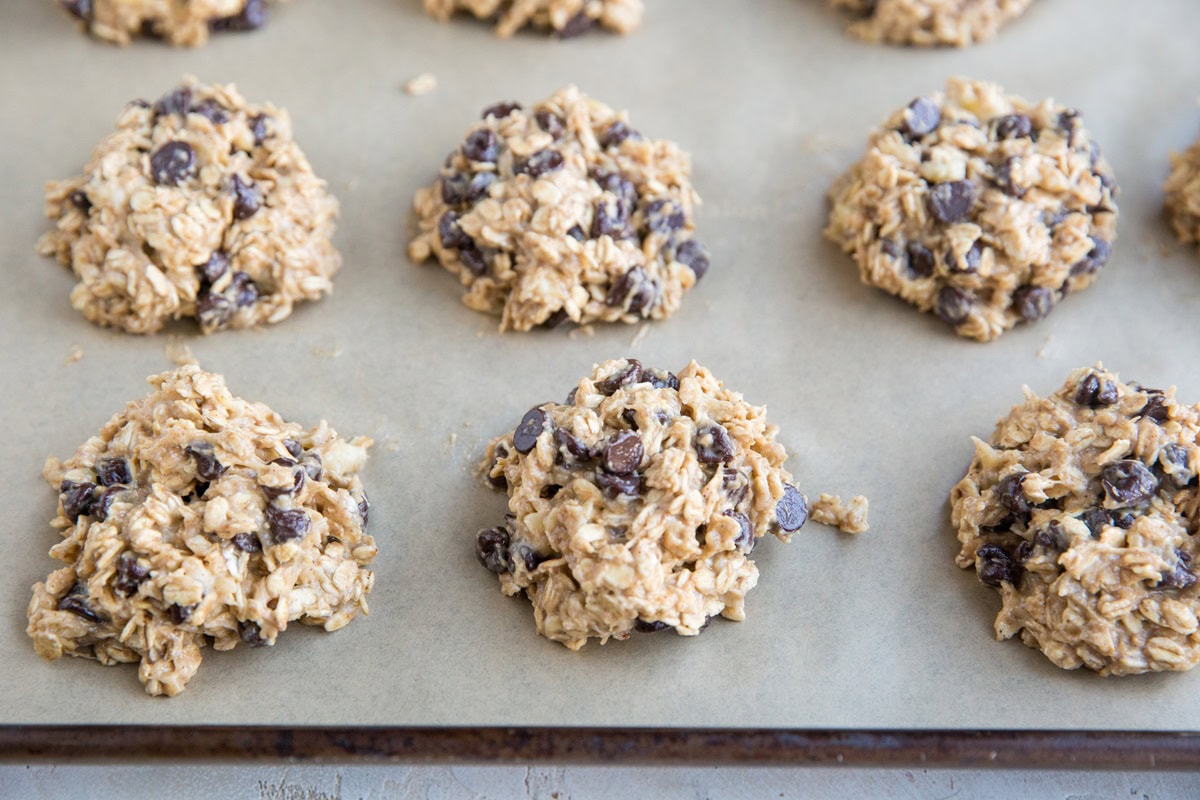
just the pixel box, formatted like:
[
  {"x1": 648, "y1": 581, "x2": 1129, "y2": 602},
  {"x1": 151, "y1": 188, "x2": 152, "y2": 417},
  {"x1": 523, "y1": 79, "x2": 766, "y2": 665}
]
[
  {"x1": 903, "y1": 97, "x2": 940, "y2": 138},
  {"x1": 595, "y1": 360, "x2": 643, "y2": 395},
  {"x1": 510, "y1": 542, "x2": 544, "y2": 573},
  {"x1": 150, "y1": 141, "x2": 196, "y2": 186},
  {"x1": 232, "y1": 532, "x2": 262, "y2": 553},
  {"x1": 1101, "y1": 460, "x2": 1158, "y2": 507},
  {"x1": 606, "y1": 265, "x2": 655, "y2": 314},
  {"x1": 517, "y1": 149, "x2": 564, "y2": 178},
  {"x1": 950, "y1": 241, "x2": 982, "y2": 274},
  {"x1": 695, "y1": 424, "x2": 734, "y2": 464},
  {"x1": 600, "y1": 121, "x2": 638, "y2": 148},
  {"x1": 566, "y1": 225, "x2": 586, "y2": 242},
  {"x1": 476, "y1": 527, "x2": 511, "y2": 573},
  {"x1": 926, "y1": 181, "x2": 976, "y2": 224},
  {"x1": 114, "y1": 553, "x2": 149, "y2": 598},
  {"x1": 1156, "y1": 550, "x2": 1198, "y2": 591},
  {"x1": 1078, "y1": 507, "x2": 1110, "y2": 538},
  {"x1": 60, "y1": 480, "x2": 98, "y2": 522},
  {"x1": 513, "y1": 408, "x2": 548, "y2": 454},
  {"x1": 976, "y1": 544, "x2": 1022, "y2": 588},
  {"x1": 231, "y1": 175, "x2": 261, "y2": 220},
  {"x1": 154, "y1": 87, "x2": 192, "y2": 117},
  {"x1": 994, "y1": 114, "x2": 1032, "y2": 140},
  {"x1": 995, "y1": 472, "x2": 1031, "y2": 522},
  {"x1": 593, "y1": 170, "x2": 638, "y2": 206},
  {"x1": 97, "y1": 457, "x2": 132, "y2": 486},
  {"x1": 198, "y1": 250, "x2": 230, "y2": 284},
  {"x1": 283, "y1": 438, "x2": 303, "y2": 458},
  {"x1": 906, "y1": 242, "x2": 935, "y2": 278},
  {"x1": 1140, "y1": 394, "x2": 1171, "y2": 424},
  {"x1": 210, "y1": 0, "x2": 267, "y2": 30},
  {"x1": 675, "y1": 239, "x2": 710, "y2": 280},
  {"x1": 541, "y1": 308, "x2": 570, "y2": 329},
  {"x1": 298, "y1": 452, "x2": 322, "y2": 482},
  {"x1": 1013, "y1": 285, "x2": 1054, "y2": 322},
  {"x1": 93, "y1": 486, "x2": 123, "y2": 520},
  {"x1": 595, "y1": 469, "x2": 640, "y2": 498},
  {"x1": 934, "y1": 285, "x2": 973, "y2": 325},
  {"x1": 481, "y1": 102, "x2": 521, "y2": 120},
  {"x1": 250, "y1": 114, "x2": 269, "y2": 146},
  {"x1": 1160, "y1": 444, "x2": 1195, "y2": 488},
  {"x1": 227, "y1": 271, "x2": 258, "y2": 308},
  {"x1": 647, "y1": 370, "x2": 680, "y2": 391},
  {"x1": 994, "y1": 157, "x2": 1024, "y2": 198},
  {"x1": 634, "y1": 619, "x2": 671, "y2": 633},
  {"x1": 438, "y1": 211, "x2": 473, "y2": 250},
  {"x1": 261, "y1": 463, "x2": 304, "y2": 499},
  {"x1": 558, "y1": 12, "x2": 594, "y2": 37},
  {"x1": 238, "y1": 619, "x2": 267, "y2": 646},
  {"x1": 465, "y1": 172, "x2": 496, "y2": 202},
  {"x1": 555, "y1": 428, "x2": 593, "y2": 461},
  {"x1": 266, "y1": 505, "x2": 310, "y2": 544},
  {"x1": 603, "y1": 431, "x2": 643, "y2": 475},
  {"x1": 725, "y1": 511, "x2": 753, "y2": 552},
  {"x1": 69, "y1": 189, "x2": 91, "y2": 211},
  {"x1": 462, "y1": 129, "x2": 499, "y2": 163},
  {"x1": 191, "y1": 98, "x2": 229, "y2": 125},
  {"x1": 1074, "y1": 373, "x2": 1119, "y2": 408},
  {"x1": 621, "y1": 408, "x2": 639, "y2": 431},
  {"x1": 1032, "y1": 522, "x2": 1067, "y2": 553},
  {"x1": 775, "y1": 484, "x2": 808, "y2": 532},
  {"x1": 57, "y1": 583, "x2": 106, "y2": 623},
  {"x1": 62, "y1": 0, "x2": 92, "y2": 20},
  {"x1": 458, "y1": 246, "x2": 488, "y2": 276},
  {"x1": 535, "y1": 110, "x2": 565, "y2": 138},
  {"x1": 166, "y1": 604, "x2": 195, "y2": 625},
  {"x1": 591, "y1": 198, "x2": 632, "y2": 240},
  {"x1": 565, "y1": 388, "x2": 579, "y2": 405},
  {"x1": 540, "y1": 484, "x2": 562, "y2": 499},
  {"x1": 441, "y1": 173, "x2": 469, "y2": 205},
  {"x1": 1070, "y1": 238, "x2": 1111, "y2": 277},
  {"x1": 186, "y1": 441, "x2": 226, "y2": 482},
  {"x1": 642, "y1": 199, "x2": 686, "y2": 234}
]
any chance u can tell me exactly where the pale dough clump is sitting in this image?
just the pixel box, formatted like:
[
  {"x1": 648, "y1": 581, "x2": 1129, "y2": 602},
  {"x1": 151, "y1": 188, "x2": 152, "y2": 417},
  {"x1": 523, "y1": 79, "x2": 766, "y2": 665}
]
[
  {"x1": 57, "y1": 0, "x2": 280, "y2": 47},
  {"x1": 38, "y1": 77, "x2": 340, "y2": 335},
  {"x1": 829, "y1": 0, "x2": 1032, "y2": 47},
  {"x1": 27, "y1": 365, "x2": 376, "y2": 696},
  {"x1": 423, "y1": 0, "x2": 641, "y2": 37},
  {"x1": 951, "y1": 365, "x2": 1200, "y2": 675},
  {"x1": 408, "y1": 86, "x2": 709, "y2": 332},
  {"x1": 826, "y1": 77, "x2": 1118, "y2": 342},
  {"x1": 810, "y1": 493, "x2": 870, "y2": 534},
  {"x1": 477, "y1": 359, "x2": 812, "y2": 650},
  {"x1": 1163, "y1": 133, "x2": 1200, "y2": 248}
]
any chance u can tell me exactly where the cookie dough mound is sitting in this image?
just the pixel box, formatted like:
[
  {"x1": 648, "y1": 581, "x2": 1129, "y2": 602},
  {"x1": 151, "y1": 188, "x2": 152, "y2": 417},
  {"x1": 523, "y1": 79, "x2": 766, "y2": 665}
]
[
  {"x1": 37, "y1": 77, "x2": 340, "y2": 335},
  {"x1": 1163, "y1": 134, "x2": 1200, "y2": 247},
  {"x1": 826, "y1": 77, "x2": 1117, "y2": 342},
  {"x1": 830, "y1": 0, "x2": 1032, "y2": 47},
  {"x1": 27, "y1": 365, "x2": 375, "y2": 696},
  {"x1": 408, "y1": 86, "x2": 709, "y2": 332},
  {"x1": 951, "y1": 366, "x2": 1200, "y2": 675},
  {"x1": 423, "y1": 0, "x2": 641, "y2": 37},
  {"x1": 58, "y1": 0, "x2": 278, "y2": 47},
  {"x1": 478, "y1": 359, "x2": 810, "y2": 649}
]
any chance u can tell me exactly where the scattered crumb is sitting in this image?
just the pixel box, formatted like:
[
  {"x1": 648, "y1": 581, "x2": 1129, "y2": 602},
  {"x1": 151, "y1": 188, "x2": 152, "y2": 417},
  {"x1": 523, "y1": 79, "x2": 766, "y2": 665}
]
[
  {"x1": 810, "y1": 493, "x2": 870, "y2": 534},
  {"x1": 463, "y1": 420, "x2": 472, "y2": 428},
  {"x1": 629, "y1": 323, "x2": 650, "y2": 348},
  {"x1": 1036, "y1": 334, "x2": 1053, "y2": 360},
  {"x1": 403, "y1": 73, "x2": 438, "y2": 96},
  {"x1": 384, "y1": 438, "x2": 401, "y2": 453},
  {"x1": 447, "y1": 432, "x2": 458, "y2": 450},
  {"x1": 66, "y1": 346, "x2": 84, "y2": 365},
  {"x1": 568, "y1": 324, "x2": 595, "y2": 339},
  {"x1": 311, "y1": 342, "x2": 344, "y2": 359},
  {"x1": 164, "y1": 338, "x2": 195, "y2": 366}
]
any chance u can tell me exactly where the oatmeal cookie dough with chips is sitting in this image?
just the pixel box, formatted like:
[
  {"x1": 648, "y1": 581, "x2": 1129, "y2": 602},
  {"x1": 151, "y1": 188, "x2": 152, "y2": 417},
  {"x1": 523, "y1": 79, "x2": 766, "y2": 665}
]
[
  {"x1": 951, "y1": 366, "x2": 1200, "y2": 675},
  {"x1": 37, "y1": 77, "x2": 340, "y2": 335},
  {"x1": 477, "y1": 359, "x2": 815, "y2": 650},
  {"x1": 826, "y1": 77, "x2": 1117, "y2": 342},
  {"x1": 27, "y1": 365, "x2": 375, "y2": 696},
  {"x1": 829, "y1": 0, "x2": 1033, "y2": 47},
  {"x1": 58, "y1": 0, "x2": 278, "y2": 47},
  {"x1": 1164, "y1": 132, "x2": 1200, "y2": 250},
  {"x1": 422, "y1": 0, "x2": 641, "y2": 38},
  {"x1": 408, "y1": 86, "x2": 710, "y2": 332}
]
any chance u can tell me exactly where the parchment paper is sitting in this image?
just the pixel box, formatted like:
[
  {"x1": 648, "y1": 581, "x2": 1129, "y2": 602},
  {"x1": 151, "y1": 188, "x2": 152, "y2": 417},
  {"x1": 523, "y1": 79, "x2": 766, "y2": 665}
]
[{"x1": 4, "y1": 0, "x2": 1200, "y2": 731}]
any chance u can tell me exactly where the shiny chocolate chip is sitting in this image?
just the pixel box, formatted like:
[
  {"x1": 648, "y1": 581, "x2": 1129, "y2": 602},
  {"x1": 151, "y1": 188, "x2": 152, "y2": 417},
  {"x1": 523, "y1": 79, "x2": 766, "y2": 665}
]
[
  {"x1": 513, "y1": 408, "x2": 547, "y2": 454},
  {"x1": 476, "y1": 527, "x2": 511, "y2": 574},
  {"x1": 775, "y1": 485, "x2": 808, "y2": 532}
]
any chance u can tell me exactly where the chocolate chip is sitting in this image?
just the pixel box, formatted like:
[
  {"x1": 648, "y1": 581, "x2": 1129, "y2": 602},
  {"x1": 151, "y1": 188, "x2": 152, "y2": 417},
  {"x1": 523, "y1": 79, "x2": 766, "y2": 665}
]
[
  {"x1": 1013, "y1": 286, "x2": 1054, "y2": 322},
  {"x1": 513, "y1": 408, "x2": 547, "y2": 454},
  {"x1": 695, "y1": 424, "x2": 734, "y2": 464},
  {"x1": 775, "y1": 484, "x2": 808, "y2": 532},
  {"x1": 282, "y1": 439, "x2": 303, "y2": 458},
  {"x1": 725, "y1": 511, "x2": 753, "y2": 552},
  {"x1": 1140, "y1": 394, "x2": 1171, "y2": 424},
  {"x1": 593, "y1": 170, "x2": 638, "y2": 206},
  {"x1": 1110, "y1": 510, "x2": 1136, "y2": 529},
  {"x1": 558, "y1": 12, "x2": 594, "y2": 37},
  {"x1": 1032, "y1": 522, "x2": 1067, "y2": 553},
  {"x1": 229, "y1": 271, "x2": 259, "y2": 307},
  {"x1": 191, "y1": 98, "x2": 229, "y2": 125},
  {"x1": 210, "y1": 0, "x2": 267, "y2": 30},
  {"x1": 250, "y1": 114, "x2": 269, "y2": 145},
  {"x1": 164, "y1": 603, "x2": 194, "y2": 625},
  {"x1": 462, "y1": 129, "x2": 499, "y2": 163},
  {"x1": 621, "y1": 409, "x2": 639, "y2": 431},
  {"x1": 994, "y1": 114, "x2": 1032, "y2": 140},
  {"x1": 1074, "y1": 372, "x2": 1119, "y2": 408},
  {"x1": 995, "y1": 472, "x2": 1031, "y2": 522},
  {"x1": 517, "y1": 149, "x2": 564, "y2": 178},
  {"x1": 261, "y1": 463, "x2": 304, "y2": 499},
  {"x1": 595, "y1": 360, "x2": 644, "y2": 395},
  {"x1": 510, "y1": 542, "x2": 544, "y2": 573},
  {"x1": 606, "y1": 265, "x2": 655, "y2": 314},
  {"x1": 1078, "y1": 507, "x2": 1110, "y2": 538},
  {"x1": 927, "y1": 181, "x2": 976, "y2": 224},
  {"x1": 647, "y1": 370, "x2": 680, "y2": 391},
  {"x1": 642, "y1": 199, "x2": 686, "y2": 234},
  {"x1": 976, "y1": 544, "x2": 1022, "y2": 588},
  {"x1": 565, "y1": 388, "x2": 579, "y2": 405},
  {"x1": 231, "y1": 175, "x2": 261, "y2": 220},
  {"x1": 150, "y1": 141, "x2": 196, "y2": 186},
  {"x1": 153, "y1": 87, "x2": 192, "y2": 117},
  {"x1": 232, "y1": 532, "x2": 262, "y2": 553},
  {"x1": 540, "y1": 484, "x2": 562, "y2": 499},
  {"x1": 299, "y1": 451, "x2": 323, "y2": 482},
  {"x1": 1058, "y1": 109, "x2": 1081, "y2": 143},
  {"x1": 906, "y1": 242, "x2": 935, "y2": 278},
  {"x1": 566, "y1": 225, "x2": 586, "y2": 242},
  {"x1": 481, "y1": 102, "x2": 521, "y2": 120},
  {"x1": 535, "y1": 110, "x2": 565, "y2": 138},
  {"x1": 62, "y1": 0, "x2": 92, "y2": 20},
  {"x1": 1156, "y1": 549, "x2": 1198, "y2": 591},
  {"x1": 934, "y1": 285, "x2": 973, "y2": 325},
  {"x1": 114, "y1": 553, "x2": 149, "y2": 598},
  {"x1": 57, "y1": 584, "x2": 105, "y2": 623},
  {"x1": 603, "y1": 431, "x2": 643, "y2": 475},
  {"x1": 69, "y1": 189, "x2": 91, "y2": 211},
  {"x1": 1101, "y1": 460, "x2": 1158, "y2": 507},
  {"x1": 591, "y1": 198, "x2": 632, "y2": 240},
  {"x1": 634, "y1": 619, "x2": 671, "y2": 633},
  {"x1": 266, "y1": 505, "x2": 310, "y2": 544},
  {"x1": 198, "y1": 251, "x2": 230, "y2": 284},
  {"x1": 458, "y1": 246, "x2": 488, "y2": 276},
  {"x1": 903, "y1": 97, "x2": 940, "y2": 138},
  {"x1": 950, "y1": 241, "x2": 982, "y2": 274},
  {"x1": 595, "y1": 469, "x2": 640, "y2": 498},
  {"x1": 60, "y1": 480, "x2": 98, "y2": 522},
  {"x1": 238, "y1": 620, "x2": 267, "y2": 646},
  {"x1": 438, "y1": 211, "x2": 472, "y2": 250},
  {"x1": 541, "y1": 308, "x2": 570, "y2": 329},
  {"x1": 995, "y1": 157, "x2": 1024, "y2": 198},
  {"x1": 466, "y1": 172, "x2": 496, "y2": 202},
  {"x1": 441, "y1": 173, "x2": 469, "y2": 205},
  {"x1": 93, "y1": 486, "x2": 123, "y2": 520},
  {"x1": 600, "y1": 121, "x2": 638, "y2": 148},
  {"x1": 555, "y1": 428, "x2": 593, "y2": 461},
  {"x1": 476, "y1": 527, "x2": 511, "y2": 573},
  {"x1": 1070, "y1": 238, "x2": 1111, "y2": 277},
  {"x1": 97, "y1": 457, "x2": 132, "y2": 486},
  {"x1": 1160, "y1": 444, "x2": 1194, "y2": 488},
  {"x1": 675, "y1": 240, "x2": 710, "y2": 280}
]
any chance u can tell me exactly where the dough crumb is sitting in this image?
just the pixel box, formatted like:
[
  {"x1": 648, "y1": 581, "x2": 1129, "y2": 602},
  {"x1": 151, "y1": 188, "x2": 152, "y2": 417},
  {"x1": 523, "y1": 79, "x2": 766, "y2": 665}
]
[
  {"x1": 403, "y1": 73, "x2": 438, "y2": 96},
  {"x1": 66, "y1": 346, "x2": 84, "y2": 365},
  {"x1": 811, "y1": 493, "x2": 870, "y2": 534},
  {"x1": 629, "y1": 323, "x2": 650, "y2": 348},
  {"x1": 164, "y1": 337, "x2": 195, "y2": 366}
]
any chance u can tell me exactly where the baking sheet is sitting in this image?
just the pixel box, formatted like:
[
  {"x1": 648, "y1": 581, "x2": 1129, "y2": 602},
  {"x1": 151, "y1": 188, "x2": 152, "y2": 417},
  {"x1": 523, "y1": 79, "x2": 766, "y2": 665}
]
[{"x1": 4, "y1": 0, "x2": 1200, "y2": 731}]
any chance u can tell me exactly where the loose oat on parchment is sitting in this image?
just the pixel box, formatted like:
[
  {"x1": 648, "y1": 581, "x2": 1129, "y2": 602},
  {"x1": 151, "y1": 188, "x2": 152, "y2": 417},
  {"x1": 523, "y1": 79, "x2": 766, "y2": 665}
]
[
  {"x1": 57, "y1": 0, "x2": 283, "y2": 47},
  {"x1": 27, "y1": 365, "x2": 375, "y2": 696},
  {"x1": 829, "y1": 0, "x2": 1033, "y2": 47},
  {"x1": 409, "y1": 86, "x2": 710, "y2": 332},
  {"x1": 476, "y1": 358, "x2": 865, "y2": 650},
  {"x1": 423, "y1": 0, "x2": 642, "y2": 37},
  {"x1": 38, "y1": 76, "x2": 340, "y2": 335},
  {"x1": 826, "y1": 77, "x2": 1118, "y2": 342},
  {"x1": 951, "y1": 365, "x2": 1200, "y2": 675}
]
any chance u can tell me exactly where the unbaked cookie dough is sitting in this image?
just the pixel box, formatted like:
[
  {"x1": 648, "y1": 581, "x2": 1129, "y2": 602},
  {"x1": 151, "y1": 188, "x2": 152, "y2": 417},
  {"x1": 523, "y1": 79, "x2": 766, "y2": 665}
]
[
  {"x1": 951, "y1": 365, "x2": 1200, "y2": 675},
  {"x1": 829, "y1": 0, "x2": 1032, "y2": 47},
  {"x1": 58, "y1": 0, "x2": 279, "y2": 47},
  {"x1": 477, "y1": 359, "x2": 813, "y2": 649},
  {"x1": 408, "y1": 86, "x2": 709, "y2": 332},
  {"x1": 1164, "y1": 133, "x2": 1200, "y2": 249},
  {"x1": 38, "y1": 77, "x2": 340, "y2": 335},
  {"x1": 27, "y1": 365, "x2": 375, "y2": 696},
  {"x1": 826, "y1": 77, "x2": 1118, "y2": 342},
  {"x1": 422, "y1": 0, "x2": 641, "y2": 37}
]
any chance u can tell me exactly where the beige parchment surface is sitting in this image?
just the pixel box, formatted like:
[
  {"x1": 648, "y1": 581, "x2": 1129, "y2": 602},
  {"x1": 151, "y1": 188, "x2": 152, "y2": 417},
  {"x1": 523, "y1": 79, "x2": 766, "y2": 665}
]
[{"x1": 3, "y1": 0, "x2": 1200, "y2": 730}]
